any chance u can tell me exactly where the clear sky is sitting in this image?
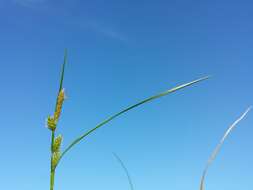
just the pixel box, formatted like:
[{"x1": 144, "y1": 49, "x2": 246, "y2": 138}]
[{"x1": 0, "y1": 0, "x2": 253, "y2": 190}]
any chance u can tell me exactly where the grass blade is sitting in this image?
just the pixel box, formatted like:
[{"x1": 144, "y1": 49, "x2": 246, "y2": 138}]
[
  {"x1": 59, "y1": 76, "x2": 209, "y2": 164},
  {"x1": 54, "y1": 49, "x2": 67, "y2": 113},
  {"x1": 200, "y1": 106, "x2": 252, "y2": 190},
  {"x1": 113, "y1": 153, "x2": 134, "y2": 190},
  {"x1": 58, "y1": 49, "x2": 67, "y2": 93}
]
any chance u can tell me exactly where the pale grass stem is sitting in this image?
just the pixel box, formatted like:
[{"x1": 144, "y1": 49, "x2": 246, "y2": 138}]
[{"x1": 200, "y1": 106, "x2": 252, "y2": 190}]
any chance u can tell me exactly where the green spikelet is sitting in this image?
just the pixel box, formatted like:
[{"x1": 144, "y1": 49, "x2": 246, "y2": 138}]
[
  {"x1": 53, "y1": 135, "x2": 63, "y2": 153},
  {"x1": 47, "y1": 116, "x2": 56, "y2": 131},
  {"x1": 54, "y1": 89, "x2": 66, "y2": 123},
  {"x1": 52, "y1": 152, "x2": 61, "y2": 170}
]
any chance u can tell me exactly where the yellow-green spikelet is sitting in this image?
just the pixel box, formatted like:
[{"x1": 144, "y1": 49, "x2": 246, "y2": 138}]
[
  {"x1": 52, "y1": 152, "x2": 61, "y2": 169},
  {"x1": 47, "y1": 116, "x2": 56, "y2": 131},
  {"x1": 53, "y1": 135, "x2": 63, "y2": 152},
  {"x1": 54, "y1": 89, "x2": 66, "y2": 122}
]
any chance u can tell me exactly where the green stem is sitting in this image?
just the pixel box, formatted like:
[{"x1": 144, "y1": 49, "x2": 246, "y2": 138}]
[
  {"x1": 50, "y1": 131, "x2": 55, "y2": 190},
  {"x1": 50, "y1": 170, "x2": 55, "y2": 190},
  {"x1": 49, "y1": 50, "x2": 67, "y2": 190}
]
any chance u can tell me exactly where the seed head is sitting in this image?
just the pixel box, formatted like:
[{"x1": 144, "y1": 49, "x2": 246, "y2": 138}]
[
  {"x1": 47, "y1": 116, "x2": 56, "y2": 131},
  {"x1": 52, "y1": 152, "x2": 61, "y2": 170},
  {"x1": 53, "y1": 135, "x2": 63, "y2": 152},
  {"x1": 54, "y1": 88, "x2": 66, "y2": 122}
]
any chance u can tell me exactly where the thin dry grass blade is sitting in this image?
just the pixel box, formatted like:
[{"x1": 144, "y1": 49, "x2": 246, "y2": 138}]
[
  {"x1": 200, "y1": 106, "x2": 252, "y2": 190},
  {"x1": 113, "y1": 153, "x2": 134, "y2": 190}
]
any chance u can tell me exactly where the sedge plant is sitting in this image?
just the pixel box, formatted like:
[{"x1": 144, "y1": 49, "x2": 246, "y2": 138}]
[{"x1": 45, "y1": 50, "x2": 209, "y2": 190}]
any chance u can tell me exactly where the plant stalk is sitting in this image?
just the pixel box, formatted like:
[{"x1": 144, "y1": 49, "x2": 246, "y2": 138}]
[
  {"x1": 48, "y1": 50, "x2": 67, "y2": 190},
  {"x1": 50, "y1": 170, "x2": 55, "y2": 190},
  {"x1": 50, "y1": 131, "x2": 55, "y2": 190}
]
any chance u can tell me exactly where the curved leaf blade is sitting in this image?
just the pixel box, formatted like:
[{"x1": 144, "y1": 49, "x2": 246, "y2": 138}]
[
  {"x1": 59, "y1": 76, "x2": 209, "y2": 163},
  {"x1": 200, "y1": 106, "x2": 252, "y2": 190},
  {"x1": 113, "y1": 153, "x2": 134, "y2": 190}
]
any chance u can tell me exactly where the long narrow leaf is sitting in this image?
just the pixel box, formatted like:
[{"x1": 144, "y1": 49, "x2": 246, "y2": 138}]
[
  {"x1": 59, "y1": 76, "x2": 209, "y2": 164},
  {"x1": 200, "y1": 106, "x2": 252, "y2": 190},
  {"x1": 58, "y1": 49, "x2": 67, "y2": 93},
  {"x1": 54, "y1": 49, "x2": 67, "y2": 113},
  {"x1": 113, "y1": 153, "x2": 134, "y2": 190}
]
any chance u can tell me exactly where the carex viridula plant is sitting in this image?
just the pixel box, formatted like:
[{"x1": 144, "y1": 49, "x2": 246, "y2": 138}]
[
  {"x1": 46, "y1": 50, "x2": 67, "y2": 190},
  {"x1": 46, "y1": 50, "x2": 209, "y2": 190}
]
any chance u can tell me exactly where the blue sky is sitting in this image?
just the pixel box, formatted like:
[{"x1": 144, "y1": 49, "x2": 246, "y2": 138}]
[{"x1": 0, "y1": 0, "x2": 253, "y2": 190}]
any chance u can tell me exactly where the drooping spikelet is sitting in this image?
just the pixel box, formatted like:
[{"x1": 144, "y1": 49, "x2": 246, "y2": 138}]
[
  {"x1": 52, "y1": 152, "x2": 61, "y2": 170},
  {"x1": 53, "y1": 135, "x2": 63, "y2": 152},
  {"x1": 54, "y1": 88, "x2": 66, "y2": 122},
  {"x1": 47, "y1": 116, "x2": 56, "y2": 131}
]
